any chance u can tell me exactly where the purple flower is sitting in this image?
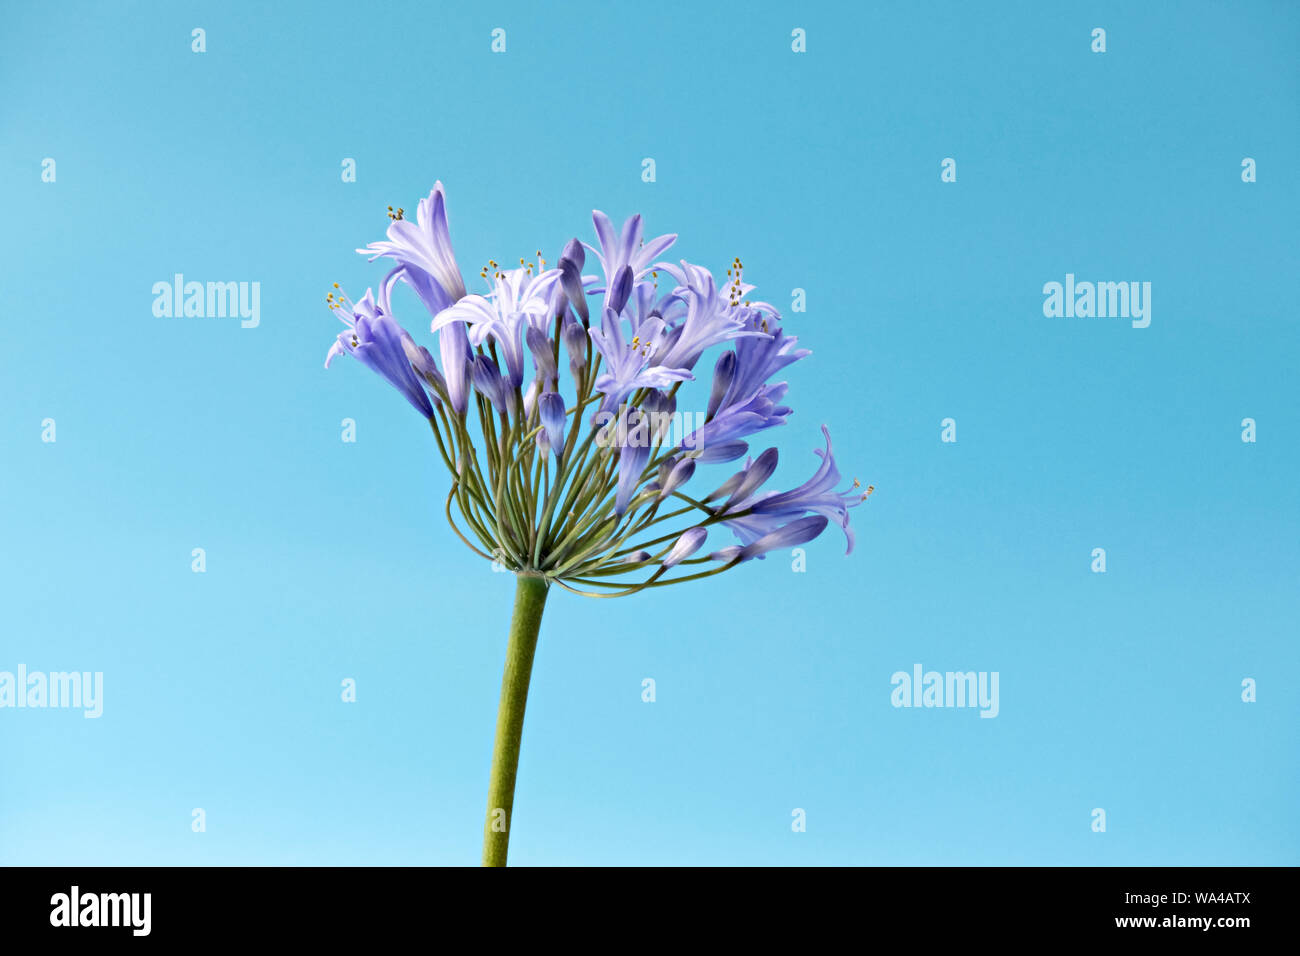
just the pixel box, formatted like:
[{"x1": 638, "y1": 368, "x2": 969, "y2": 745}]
[
  {"x1": 432, "y1": 267, "x2": 560, "y2": 388},
  {"x1": 527, "y1": 325, "x2": 557, "y2": 385},
  {"x1": 711, "y1": 515, "x2": 829, "y2": 562},
  {"x1": 715, "y1": 310, "x2": 809, "y2": 417},
  {"x1": 400, "y1": 332, "x2": 446, "y2": 408},
  {"x1": 640, "y1": 388, "x2": 676, "y2": 441},
  {"x1": 584, "y1": 212, "x2": 676, "y2": 312},
  {"x1": 562, "y1": 313, "x2": 587, "y2": 379},
  {"x1": 471, "y1": 353, "x2": 510, "y2": 412},
  {"x1": 438, "y1": 319, "x2": 473, "y2": 415},
  {"x1": 325, "y1": 287, "x2": 434, "y2": 418},
  {"x1": 589, "y1": 308, "x2": 692, "y2": 411},
  {"x1": 692, "y1": 439, "x2": 749, "y2": 463},
  {"x1": 722, "y1": 447, "x2": 779, "y2": 509},
  {"x1": 354, "y1": 187, "x2": 475, "y2": 415},
  {"x1": 359, "y1": 182, "x2": 467, "y2": 313},
  {"x1": 556, "y1": 240, "x2": 590, "y2": 324},
  {"x1": 397, "y1": 264, "x2": 473, "y2": 415},
  {"x1": 656, "y1": 457, "x2": 696, "y2": 500},
  {"x1": 704, "y1": 452, "x2": 769, "y2": 503},
  {"x1": 607, "y1": 265, "x2": 634, "y2": 315},
  {"x1": 651, "y1": 262, "x2": 767, "y2": 371},
  {"x1": 614, "y1": 410, "x2": 652, "y2": 515},
  {"x1": 538, "y1": 391, "x2": 567, "y2": 457},
  {"x1": 706, "y1": 351, "x2": 737, "y2": 420},
  {"x1": 663, "y1": 527, "x2": 707, "y2": 568},
  {"x1": 683, "y1": 383, "x2": 792, "y2": 451},
  {"x1": 626, "y1": 280, "x2": 687, "y2": 337},
  {"x1": 729, "y1": 426, "x2": 863, "y2": 554}
]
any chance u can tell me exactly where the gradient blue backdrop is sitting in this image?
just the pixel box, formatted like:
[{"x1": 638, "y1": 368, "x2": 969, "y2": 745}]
[{"x1": 1, "y1": 0, "x2": 1296, "y2": 865}]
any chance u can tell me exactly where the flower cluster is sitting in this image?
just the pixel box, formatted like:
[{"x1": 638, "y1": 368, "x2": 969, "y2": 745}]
[{"x1": 324, "y1": 183, "x2": 868, "y2": 596}]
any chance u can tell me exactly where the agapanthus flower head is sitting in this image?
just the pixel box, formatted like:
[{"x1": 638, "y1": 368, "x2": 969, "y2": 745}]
[{"x1": 322, "y1": 183, "x2": 870, "y2": 596}]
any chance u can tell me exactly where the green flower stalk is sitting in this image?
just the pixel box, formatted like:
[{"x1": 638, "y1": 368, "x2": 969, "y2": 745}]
[
  {"x1": 324, "y1": 183, "x2": 869, "y2": 865},
  {"x1": 482, "y1": 573, "x2": 547, "y2": 867}
]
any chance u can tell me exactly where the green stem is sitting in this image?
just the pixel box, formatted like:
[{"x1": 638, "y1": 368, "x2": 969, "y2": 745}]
[{"x1": 482, "y1": 572, "x2": 549, "y2": 866}]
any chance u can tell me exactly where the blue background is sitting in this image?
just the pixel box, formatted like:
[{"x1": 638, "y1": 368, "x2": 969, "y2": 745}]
[{"x1": 1, "y1": 0, "x2": 1296, "y2": 865}]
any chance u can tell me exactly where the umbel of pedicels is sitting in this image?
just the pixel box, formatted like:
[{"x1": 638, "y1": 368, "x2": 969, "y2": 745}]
[{"x1": 322, "y1": 182, "x2": 871, "y2": 865}]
